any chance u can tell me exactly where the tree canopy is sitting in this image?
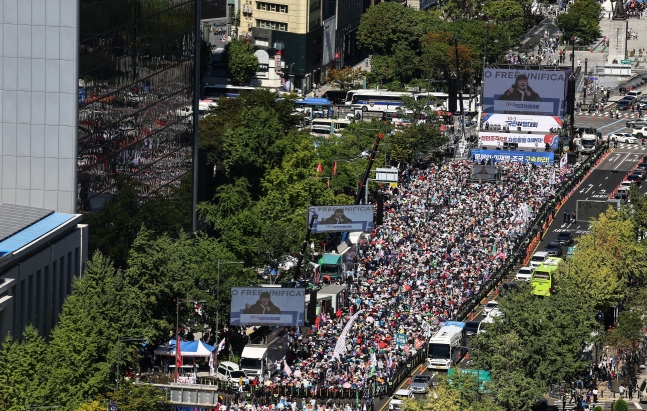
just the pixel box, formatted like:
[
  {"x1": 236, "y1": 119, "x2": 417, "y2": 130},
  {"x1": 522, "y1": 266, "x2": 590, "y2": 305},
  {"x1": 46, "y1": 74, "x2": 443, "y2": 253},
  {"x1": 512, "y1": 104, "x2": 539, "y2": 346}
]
[{"x1": 225, "y1": 39, "x2": 260, "y2": 85}]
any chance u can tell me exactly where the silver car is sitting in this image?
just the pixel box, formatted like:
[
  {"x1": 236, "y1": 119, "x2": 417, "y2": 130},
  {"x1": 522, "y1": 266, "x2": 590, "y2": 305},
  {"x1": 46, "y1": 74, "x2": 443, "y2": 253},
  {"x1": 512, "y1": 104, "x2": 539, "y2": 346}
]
[{"x1": 410, "y1": 375, "x2": 431, "y2": 394}]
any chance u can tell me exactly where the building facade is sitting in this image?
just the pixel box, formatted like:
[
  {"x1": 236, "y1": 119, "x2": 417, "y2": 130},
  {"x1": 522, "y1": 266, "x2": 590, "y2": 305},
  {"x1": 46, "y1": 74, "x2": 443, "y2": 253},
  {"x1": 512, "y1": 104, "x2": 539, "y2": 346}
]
[
  {"x1": 0, "y1": 0, "x2": 79, "y2": 214},
  {"x1": 0, "y1": 203, "x2": 88, "y2": 339},
  {"x1": 1, "y1": 0, "x2": 198, "y2": 217},
  {"x1": 242, "y1": 0, "x2": 324, "y2": 91},
  {"x1": 77, "y1": 0, "x2": 197, "y2": 212}
]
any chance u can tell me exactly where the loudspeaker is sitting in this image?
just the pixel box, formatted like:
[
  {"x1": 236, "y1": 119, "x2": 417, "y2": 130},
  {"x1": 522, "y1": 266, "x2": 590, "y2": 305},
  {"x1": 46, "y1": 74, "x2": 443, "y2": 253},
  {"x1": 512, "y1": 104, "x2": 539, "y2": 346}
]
[
  {"x1": 308, "y1": 290, "x2": 318, "y2": 324},
  {"x1": 448, "y1": 78, "x2": 458, "y2": 113},
  {"x1": 566, "y1": 78, "x2": 576, "y2": 116}
]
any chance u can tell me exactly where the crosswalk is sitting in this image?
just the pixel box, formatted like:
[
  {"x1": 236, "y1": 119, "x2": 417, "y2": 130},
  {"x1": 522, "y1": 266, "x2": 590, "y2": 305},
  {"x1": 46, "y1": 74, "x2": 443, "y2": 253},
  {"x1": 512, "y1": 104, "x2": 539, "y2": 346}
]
[
  {"x1": 578, "y1": 111, "x2": 641, "y2": 118},
  {"x1": 546, "y1": 398, "x2": 647, "y2": 410},
  {"x1": 609, "y1": 144, "x2": 647, "y2": 150}
]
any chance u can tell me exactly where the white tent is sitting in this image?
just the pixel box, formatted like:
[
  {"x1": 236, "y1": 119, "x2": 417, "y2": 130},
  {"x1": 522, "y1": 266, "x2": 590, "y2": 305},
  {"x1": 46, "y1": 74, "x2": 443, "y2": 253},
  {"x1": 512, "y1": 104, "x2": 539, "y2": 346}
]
[{"x1": 154, "y1": 340, "x2": 215, "y2": 357}]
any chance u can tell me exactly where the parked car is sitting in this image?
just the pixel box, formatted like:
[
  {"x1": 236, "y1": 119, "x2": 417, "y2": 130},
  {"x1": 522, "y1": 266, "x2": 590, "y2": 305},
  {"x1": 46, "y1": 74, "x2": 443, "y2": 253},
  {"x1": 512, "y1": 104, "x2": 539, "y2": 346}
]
[
  {"x1": 556, "y1": 231, "x2": 574, "y2": 245},
  {"x1": 216, "y1": 363, "x2": 248, "y2": 385},
  {"x1": 464, "y1": 321, "x2": 480, "y2": 336},
  {"x1": 543, "y1": 241, "x2": 563, "y2": 257},
  {"x1": 483, "y1": 300, "x2": 499, "y2": 315},
  {"x1": 515, "y1": 266, "x2": 534, "y2": 282},
  {"x1": 529, "y1": 251, "x2": 549, "y2": 268},
  {"x1": 410, "y1": 375, "x2": 432, "y2": 394},
  {"x1": 627, "y1": 174, "x2": 642, "y2": 185},
  {"x1": 632, "y1": 168, "x2": 646, "y2": 180}
]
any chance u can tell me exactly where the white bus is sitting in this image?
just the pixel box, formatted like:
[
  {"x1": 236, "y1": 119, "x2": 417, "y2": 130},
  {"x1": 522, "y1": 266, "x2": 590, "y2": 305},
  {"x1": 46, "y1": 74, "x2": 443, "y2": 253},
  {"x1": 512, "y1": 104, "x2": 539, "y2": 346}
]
[
  {"x1": 426, "y1": 324, "x2": 467, "y2": 370},
  {"x1": 199, "y1": 100, "x2": 218, "y2": 118},
  {"x1": 415, "y1": 92, "x2": 478, "y2": 113},
  {"x1": 350, "y1": 91, "x2": 413, "y2": 112},
  {"x1": 203, "y1": 84, "x2": 256, "y2": 99},
  {"x1": 310, "y1": 119, "x2": 351, "y2": 137}
]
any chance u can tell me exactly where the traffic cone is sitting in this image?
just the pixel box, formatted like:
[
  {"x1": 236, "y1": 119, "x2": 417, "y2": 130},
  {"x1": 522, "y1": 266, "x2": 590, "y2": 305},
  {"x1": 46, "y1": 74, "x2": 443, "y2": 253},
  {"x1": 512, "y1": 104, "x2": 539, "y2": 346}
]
[
  {"x1": 465, "y1": 352, "x2": 470, "y2": 360},
  {"x1": 483, "y1": 298, "x2": 488, "y2": 305}
]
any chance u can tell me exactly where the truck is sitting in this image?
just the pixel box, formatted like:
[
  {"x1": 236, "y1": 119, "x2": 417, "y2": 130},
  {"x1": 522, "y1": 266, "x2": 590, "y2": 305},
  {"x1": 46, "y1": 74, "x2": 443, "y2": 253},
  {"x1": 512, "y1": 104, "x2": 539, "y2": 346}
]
[
  {"x1": 240, "y1": 327, "x2": 289, "y2": 379},
  {"x1": 318, "y1": 232, "x2": 362, "y2": 280},
  {"x1": 578, "y1": 128, "x2": 598, "y2": 154}
]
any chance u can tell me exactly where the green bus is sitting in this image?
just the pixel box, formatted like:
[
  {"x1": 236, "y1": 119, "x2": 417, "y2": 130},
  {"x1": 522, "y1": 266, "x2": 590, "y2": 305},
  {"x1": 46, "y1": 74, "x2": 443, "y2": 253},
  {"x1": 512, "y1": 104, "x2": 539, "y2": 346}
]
[{"x1": 530, "y1": 257, "x2": 561, "y2": 296}]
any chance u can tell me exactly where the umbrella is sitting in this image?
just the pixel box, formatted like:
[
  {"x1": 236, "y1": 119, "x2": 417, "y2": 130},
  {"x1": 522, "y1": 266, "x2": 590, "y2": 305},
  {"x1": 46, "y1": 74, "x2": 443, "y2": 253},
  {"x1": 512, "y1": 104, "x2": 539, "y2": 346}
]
[
  {"x1": 294, "y1": 370, "x2": 302, "y2": 377},
  {"x1": 343, "y1": 382, "x2": 352, "y2": 388}
]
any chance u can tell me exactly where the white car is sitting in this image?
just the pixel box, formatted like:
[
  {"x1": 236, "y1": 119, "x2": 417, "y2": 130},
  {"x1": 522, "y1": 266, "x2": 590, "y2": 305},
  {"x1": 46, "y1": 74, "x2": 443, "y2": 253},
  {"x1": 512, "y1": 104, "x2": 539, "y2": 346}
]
[
  {"x1": 390, "y1": 389, "x2": 414, "y2": 410},
  {"x1": 529, "y1": 251, "x2": 549, "y2": 268},
  {"x1": 610, "y1": 133, "x2": 637, "y2": 143},
  {"x1": 515, "y1": 267, "x2": 534, "y2": 282},
  {"x1": 216, "y1": 362, "x2": 248, "y2": 386},
  {"x1": 483, "y1": 300, "x2": 499, "y2": 315}
]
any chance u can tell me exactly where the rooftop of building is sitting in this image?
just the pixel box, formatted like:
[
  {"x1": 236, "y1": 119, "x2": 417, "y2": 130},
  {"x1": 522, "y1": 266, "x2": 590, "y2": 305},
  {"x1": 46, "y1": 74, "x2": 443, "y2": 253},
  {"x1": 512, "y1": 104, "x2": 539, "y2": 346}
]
[{"x1": 0, "y1": 204, "x2": 81, "y2": 259}]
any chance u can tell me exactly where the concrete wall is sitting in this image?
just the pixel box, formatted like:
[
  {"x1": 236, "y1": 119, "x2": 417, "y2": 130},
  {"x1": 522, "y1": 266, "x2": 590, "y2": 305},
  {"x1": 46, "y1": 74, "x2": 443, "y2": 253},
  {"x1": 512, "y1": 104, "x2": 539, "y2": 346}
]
[{"x1": 0, "y1": 0, "x2": 79, "y2": 214}]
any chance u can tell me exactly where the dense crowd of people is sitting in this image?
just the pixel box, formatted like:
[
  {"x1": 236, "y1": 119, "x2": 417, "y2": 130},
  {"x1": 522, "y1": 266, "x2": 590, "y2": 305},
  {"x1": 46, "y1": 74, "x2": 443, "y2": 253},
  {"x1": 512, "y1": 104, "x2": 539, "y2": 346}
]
[{"x1": 251, "y1": 160, "x2": 575, "y2": 397}]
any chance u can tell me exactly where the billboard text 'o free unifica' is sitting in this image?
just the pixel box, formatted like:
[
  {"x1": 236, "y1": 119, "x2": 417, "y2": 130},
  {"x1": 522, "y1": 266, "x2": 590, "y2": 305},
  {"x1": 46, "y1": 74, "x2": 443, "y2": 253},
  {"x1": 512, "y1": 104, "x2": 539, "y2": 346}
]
[{"x1": 230, "y1": 287, "x2": 306, "y2": 326}]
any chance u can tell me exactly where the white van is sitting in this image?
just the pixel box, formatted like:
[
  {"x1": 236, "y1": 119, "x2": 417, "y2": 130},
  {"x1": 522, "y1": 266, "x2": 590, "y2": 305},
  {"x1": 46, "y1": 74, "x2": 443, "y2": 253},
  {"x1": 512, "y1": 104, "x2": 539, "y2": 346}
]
[
  {"x1": 529, "y1": 251, "x2": 549, "y2": 268},
  {"x1": 390, "y1": 389, "x2": 414, "y2": 410}
]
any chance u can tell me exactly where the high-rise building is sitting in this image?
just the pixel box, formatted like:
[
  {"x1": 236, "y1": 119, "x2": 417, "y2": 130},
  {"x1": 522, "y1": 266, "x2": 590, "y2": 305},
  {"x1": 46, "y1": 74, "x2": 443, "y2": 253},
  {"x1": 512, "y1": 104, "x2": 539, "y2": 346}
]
[{"x1": 1, "y1": 0, "x2": 197, "y2": 217}]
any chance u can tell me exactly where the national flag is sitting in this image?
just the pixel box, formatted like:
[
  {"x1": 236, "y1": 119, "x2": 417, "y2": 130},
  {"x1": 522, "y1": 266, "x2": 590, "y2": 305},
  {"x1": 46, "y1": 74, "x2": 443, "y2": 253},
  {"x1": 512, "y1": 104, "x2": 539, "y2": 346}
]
[
  {"x1": 283, "y1": 360, "x2": 292, "y2": 376},
  {"x1": 175, "y1": 336, "x2": 182, "y2": 380},
  {"x1": 549, "y1": 167, "x2": 556, "y2": 185},
  {"x1": 333, "y1": 161, "x2": 337, "y2": 176},
  {"x1": 217, "y1": 338, "x2": 226, "y2": 354},
  {"x1": 369, "y1": 349, "x2": 377, "y2": 377},
  {"x1": 560, "y1": 153, "x2": 568, "y2": 175},
  {"x1": 316, "y1": 163, "x2": 323, "y2": 173},
  {"x1": 209, "y1": 352, "x2": 215, "y2": 376},
  {"x1": 414, "y1": 339, "x2": 424, "y2": 350},
  {"x1": 333, "y1": 310, "x2": 363, "y2": 362}
]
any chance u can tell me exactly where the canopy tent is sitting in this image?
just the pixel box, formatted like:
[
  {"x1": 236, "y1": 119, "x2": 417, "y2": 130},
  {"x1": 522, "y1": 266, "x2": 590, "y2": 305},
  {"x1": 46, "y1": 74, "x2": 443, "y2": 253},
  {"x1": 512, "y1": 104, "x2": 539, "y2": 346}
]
[
  {"x1": 294, "y1": 97, "x2": 333, "y2": 106},
  {"x1": 154, "y1": 340, "x2": 215, "y2": 357}
]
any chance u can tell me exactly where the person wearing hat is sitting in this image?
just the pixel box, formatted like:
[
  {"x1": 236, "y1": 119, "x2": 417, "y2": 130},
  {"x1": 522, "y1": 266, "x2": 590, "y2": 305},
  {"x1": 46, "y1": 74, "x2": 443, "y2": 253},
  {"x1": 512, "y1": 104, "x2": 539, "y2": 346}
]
[
  {"x1": 498, "y1": 74, "x2": 542, "y2": 102},
  {"x1": 243, "y1": 292, "x2": 282, "y2": 314}
]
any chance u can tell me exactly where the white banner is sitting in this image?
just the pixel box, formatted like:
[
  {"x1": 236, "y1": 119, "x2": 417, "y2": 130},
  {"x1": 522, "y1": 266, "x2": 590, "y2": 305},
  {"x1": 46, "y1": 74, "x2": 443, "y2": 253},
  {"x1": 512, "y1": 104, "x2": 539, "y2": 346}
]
[
  {"x1": 478, "y1": 132, "x2": 559, "y2": 149},
  {"x1": 482, "y1": 113, "x2": 563, "y2": 133}
]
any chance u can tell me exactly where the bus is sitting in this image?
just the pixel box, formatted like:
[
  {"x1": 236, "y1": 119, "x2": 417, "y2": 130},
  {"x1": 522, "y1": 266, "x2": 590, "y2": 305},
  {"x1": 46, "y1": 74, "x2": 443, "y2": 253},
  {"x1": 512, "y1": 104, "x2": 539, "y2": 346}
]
[
  {"x1": 415, "y1": 92, "x2": 478, "y2": 113},
  {"x1": 426, "y1": 323, "x2": 467, "y2": 370},
  {"x1": 530, "y1": 256, "x2": 561, "y2": 296},
  {"x1": 203, "y1": 84, "x2": 256, "y2": 99},
  {"x1": 350, "y1": 91, "x2": 413, "y2": 112},
  {"x1": 199, "y1": 100, "x2": 218, "y2": 118},
  {"x1": 310, "y1": 119, "x2": 351, "y2": 137}
]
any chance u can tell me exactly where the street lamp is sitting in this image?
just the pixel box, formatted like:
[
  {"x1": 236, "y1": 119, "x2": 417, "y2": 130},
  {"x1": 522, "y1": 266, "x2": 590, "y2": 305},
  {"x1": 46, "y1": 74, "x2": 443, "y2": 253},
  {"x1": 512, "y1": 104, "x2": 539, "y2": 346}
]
[
  {"x1": 116, "y1": 336, "x2": 147, "y2": 390},
  {"x1": 214, "y1": 260, "x2": 244, "y2": 370}
]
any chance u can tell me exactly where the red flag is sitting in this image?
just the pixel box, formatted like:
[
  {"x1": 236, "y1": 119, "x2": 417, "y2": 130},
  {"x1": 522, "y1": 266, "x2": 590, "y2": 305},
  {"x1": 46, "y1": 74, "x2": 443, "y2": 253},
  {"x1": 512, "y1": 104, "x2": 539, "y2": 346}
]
[
  {"x1": 175, "y1": 336, "x2": 182, "y2": 379},
  {"x1": 333, "y1": 162, "x2": 337, "y2": 176},
  {"x1": 378, "y1": 132, "x2": 384, "y2": 139},
  {"x1": 316, "y1": 163, "x2": 323, "y2": 173}
]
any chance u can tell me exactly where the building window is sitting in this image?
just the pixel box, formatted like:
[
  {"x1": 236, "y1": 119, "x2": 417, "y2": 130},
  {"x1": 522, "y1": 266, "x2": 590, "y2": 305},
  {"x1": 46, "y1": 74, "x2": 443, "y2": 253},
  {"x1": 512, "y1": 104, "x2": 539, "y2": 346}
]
[
  {"x1": 310, "y1": 0, "x2": 321, "y2": 10},
  {"x1": 256, "y1": 2, "x2": 288, "y2": 12},
  {"x1": 257, "y1": 19, "x2": 287, "y2": 31}
]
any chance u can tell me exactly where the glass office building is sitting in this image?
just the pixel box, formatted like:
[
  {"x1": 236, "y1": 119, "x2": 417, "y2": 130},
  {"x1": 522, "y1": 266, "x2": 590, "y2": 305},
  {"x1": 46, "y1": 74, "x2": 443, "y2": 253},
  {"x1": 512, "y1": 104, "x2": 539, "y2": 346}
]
[{"x1": 78, "y1": 0, "x2": 196, "y2": 212}]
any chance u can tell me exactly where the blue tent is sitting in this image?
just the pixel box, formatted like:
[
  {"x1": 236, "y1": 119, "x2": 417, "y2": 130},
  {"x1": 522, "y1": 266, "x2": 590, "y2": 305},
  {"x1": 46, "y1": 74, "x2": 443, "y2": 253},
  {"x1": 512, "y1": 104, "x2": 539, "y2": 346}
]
[
  {"x1": 154, "y1": 340, "x2": 215, "y2": 357},
  {"x1": 294, "y1": 97, "x2": 333, "y2": 106}
]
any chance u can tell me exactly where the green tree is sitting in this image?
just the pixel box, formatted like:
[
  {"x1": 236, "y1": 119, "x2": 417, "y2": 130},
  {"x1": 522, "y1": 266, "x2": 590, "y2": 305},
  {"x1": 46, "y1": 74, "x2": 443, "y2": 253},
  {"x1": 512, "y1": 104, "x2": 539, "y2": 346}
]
[
  {"x1": 482, "y1": 1, "x2": 524, "y2": 41},
  {"x1": 472, "y1": 280, "x2": 601, "y2": 411},
  {"x1": 0, "y1": 326, "x2": 49, "y2": 411},
  {"x1": 613, "y1": 399, "x2": 629, "y2": 411},
  {"x1": 106, "y1": 381, "x2": 172, "y2": 411},
  {"x1": 44, "y1": 253, "x2": 151, "y2": 409},
  {"x1": 225, "y1": 39, "x2": 260, "y2": 85},
  {"x1": 555, "y1": 0, "x2": 602, "y2": 45},
  {"x1": 357, "y1": 2, "x2": 422, "y2": 56},
  {"x1": 325, "y1": 67, "x2": 365, "y2": 91}
]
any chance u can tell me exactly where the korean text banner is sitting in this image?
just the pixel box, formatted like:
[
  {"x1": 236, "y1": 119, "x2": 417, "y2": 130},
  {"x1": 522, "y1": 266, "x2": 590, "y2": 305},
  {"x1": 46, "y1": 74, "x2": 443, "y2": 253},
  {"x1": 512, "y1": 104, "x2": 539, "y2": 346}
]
[
  {"x1": 482, "y1": 114, "x2": 563, "y2": 133},
  {"x1": 471, "y1": 150, "x2": 554, "y2": 165},
  {"x1": 482, "y1": 69, "x2": 568, "y2": 116},
  {"x1": 230, "y1": 287, "x2": 306, "y2": 326},
  {"x1": 479, "y1": 132, "x2": 559, "y2": 149},
  {"x1": 309, "y1": 205, "x2": 374, "y2": 234}
]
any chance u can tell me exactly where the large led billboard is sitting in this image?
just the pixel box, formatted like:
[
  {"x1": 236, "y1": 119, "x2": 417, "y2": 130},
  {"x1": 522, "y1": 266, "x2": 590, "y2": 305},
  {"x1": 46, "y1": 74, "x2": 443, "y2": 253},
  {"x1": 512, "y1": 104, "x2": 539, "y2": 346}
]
[
  {"x1": 471, "y1": 150, "x2": 554, "y2": 165},
  {"x1": 230, "y1": 288, "x2": 306, "y2": 326},
  {"x1": 482, "y1": 114, "x2": 563, "y2": 133},
  {"x1": 308, "y1": 205, "x2": 374, "y2": 234},
  {"x1": 478, "y1": 132, "x2": 559, "y2": 150},
  {"x1": 483, "y1": 69, "x2": 568, "y2": 116}
]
